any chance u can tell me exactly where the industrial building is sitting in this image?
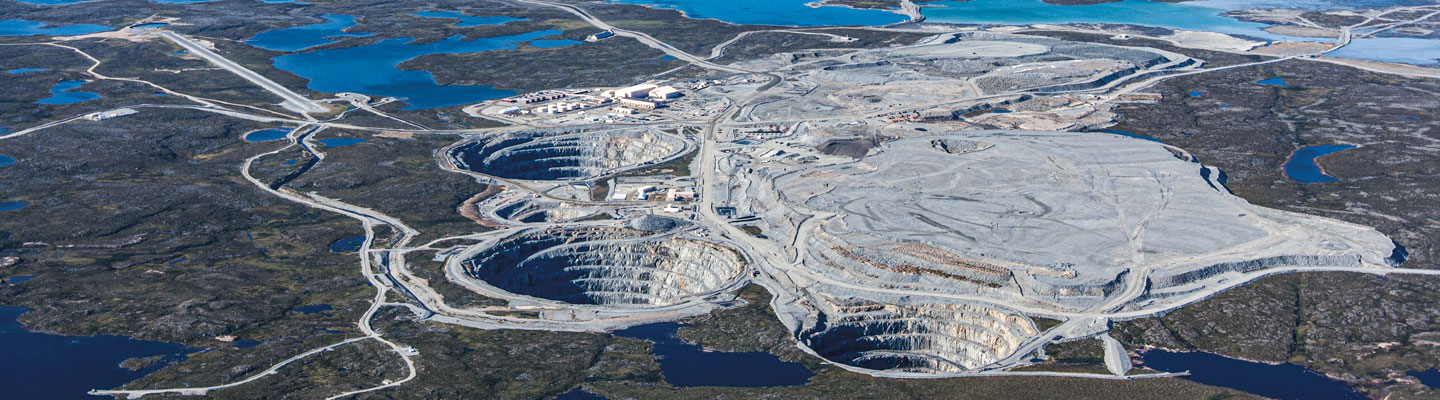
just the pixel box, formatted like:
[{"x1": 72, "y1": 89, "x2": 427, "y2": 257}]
[
  {"x1": 84, "y1": 108, "x2": 138, "y2": 121},
  {"x1": 650, "y1": 86, "x2": 682, "y2": 99},
  {"x1": 619, "y1": 98, "x2": 660, "y2": 111},
  {"x1": 607, "y1": 84, "x2": 658, "y2": 99}
]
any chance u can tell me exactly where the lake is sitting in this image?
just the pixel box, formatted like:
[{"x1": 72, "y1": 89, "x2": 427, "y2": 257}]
[
  {"x1": 7, "y1": 68, "x2": 45, "y2": 74},
  {"x1": 0, "y1": 19, "x2": 109, "y2": 36},
  {"x1": 37, "y1": 80, "x2": 102, "y2": 105},
  {"x1": 1257, "y1": 77, "x2": 1289, "y2": 87},
  {"x1": 1330, "y1": 37, "x2": 1440, "y2": 66},
  {"x1": 0, "y1": 154, "x2": 14, "y2": 167},
  {"x1": 609, "y1": 0, "x2": 908, "y2": 26},
  {"x1": 1138, "y1": 349, "x2": 1366, "y2": 400},
  {"x1": 0, "y1": 306, "x2": 197, "y2": 400},
  {"x1": 1410, "y1": 369, "x2": 1440, "y2": 388},
  {"x1": 318, "y1": 137, "x2": 366, "y2": 147},
  {"x1": 1284, "y1": 144, "x2": 1355, "y2": 184},
  {"x1": 266, "y1": 23, "x2": 576, "y2": 109},
  {"x1": 246, "y1": 14, "x2": 373, "y2": 52},
  {"x1": 611, "y1": 322, "x2": 813, "y2": 387},
  {"x1": 922, "y1": 0, "x2": 1294, "y2": 39},
  {"x1": 243, "y1": 127, "x2": 291, "y2": 142},
  {"x1": 0, "y1": 201, "x2": 25, "y2": 212}
]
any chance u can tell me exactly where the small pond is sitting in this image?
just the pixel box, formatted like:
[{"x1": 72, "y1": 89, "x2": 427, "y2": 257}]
[{"x1": 1283, "y1": 144, "x2": 1355, "y2": 184}]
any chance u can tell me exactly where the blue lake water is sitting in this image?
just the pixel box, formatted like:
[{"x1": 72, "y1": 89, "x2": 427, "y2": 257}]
[
  {"x1": 294, "y1": 304, "x2": 333, "y2": 314},
  {"x1": 610, "y1": 0, "x2": 907, "y2": 26},
  {"x1": 246, "y1": 14, "x2": 373, "y2": 52},
  {"x1": 318, "y1": 137, "x2": 366, "y2": 147},
  {"x1": 1330, "y1": 37, "x2": 1440, "y2": 66},
  {"x1": 261, "y1": 0, "x2": 309, "y2": 3},
  {"x1": 1188, "y1": 90, "x2": 1203, "y2": 97},
  {"x1": 922, "y1": 0, "x2": 1296, "y2": 40},
  {"x1": 7, "y1": 275, "x2": 36, "y2": 284},
  {"x1": 243, "y1": 127, "x2": 290, "y2": 142},
  {"x1": 270, "y1": 29, "x2": 574, "y2": 109},
  {"x1": 1284, "y1": 144, "x2": 1355, "y2": 184},
  {"x1": 1139, "y1": 349, "x2": 1365, "y2": 400},
  {"x1": 329, "y1": 234, "x2": 366, "y2": 252},
  {"x1": 0, "y1": 201, "x2": 25, "y2": 212},
  {"x1": 1410, "y1": 369, "x2": 1440, "y2": 388},
  {"x1": 413, "y1": 10, "x2": 524, "y2": 27},
  {"x1": 234, "y1": 339, "x2": 263, "y2": 348},
  {"x1": 0, "y1": 19, "x2": 110, "y2": 36},
  {"x1": 0, "y1": 306, "x2": 197, "y2": 400},
  {"x1": 1257, "y1": 77, "x2": 1289, "y2": 87},
  {"x1": 612, "y1": 322, "x2": 813, "y2": 387},
  {"x1": 0, "y1": 155, "x2": 15, "y2": 167},
  {"x1": 282, "y1": 159, "x2": 298, "y2": 166},
  {"x1": 7, "y1": 68, "x2": 45, "y2": 74},
  {"x1": 38, "y1": 80, "x2": 102, "y2": 105},
  {"x1": 1190, "y1": 0, "x2": 1434, "y2": 10}
]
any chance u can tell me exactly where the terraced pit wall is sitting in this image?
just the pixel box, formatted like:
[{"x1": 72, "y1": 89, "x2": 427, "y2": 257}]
[{"x1": 463, "y1": 227, "x2": 743, "y2": 306}]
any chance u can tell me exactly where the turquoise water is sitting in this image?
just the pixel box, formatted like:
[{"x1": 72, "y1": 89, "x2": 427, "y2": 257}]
[
  {"x1": 318, "y1": 137, "x2": 366, "y2": 147},
  {"x1": 246, "y1": 14, "x2": 373, "y2": 52},
  {"x1": 412, "y1": 10, "x2": 524, "y2": 27},
  {"x1": 270, "y1": 30, "x2": 576, "y2": 109},
  {"x1": 1189, "y1": 91, "x2": 1203, "y2": 97},
  {"x1": 1330, "y1": 37, "x2": 1440, "y2": 66},
  {"x1": 243, "y1": 128, "x2": 290, "y2": 142},
  {"x1": 0, "y1": 19, "x2": 109, "y2": 36},
  {"x1": 922, "y1": 0, "x2": 1297, "y2": 40},
  {"x1": 7, "y1": 68, "x2": 45, "y2": 74},
  {"x1": 609, "y1": 0, "x2": 908, "y2": 26},
  {"x1": 37, "y1": 80, "x2": 102, "y2": 105},
  {"x1": 8, "y1": 0, "x2": 88, "y2": 4},
  {"x1": 1284, "y1": 144, "x2": 1355, "y2": 184},
  {"x1": 1257, "y1": 77, "x2": 1289, "y2": 87},
  {"x1": 0, "y1": 307, "x2": 197, "y2": 399}
]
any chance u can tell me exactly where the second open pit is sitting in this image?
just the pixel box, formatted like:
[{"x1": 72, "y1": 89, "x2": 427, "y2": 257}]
[
  {"x1": 451, "y1": 127, "x2": 687, "y2": 181},
  {"x1": 460, "y1": 227, "x2": 744, "y2": 306}
]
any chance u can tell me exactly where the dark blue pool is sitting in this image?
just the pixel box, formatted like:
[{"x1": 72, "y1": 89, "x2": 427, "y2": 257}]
[
  {"x1": 1139, "y1": 349, "x2": 1365, "y2": 400},
  {"x1": 612, "y1": 322, "x2": 813, "y2": 387},
  {"x1": 0, "y1": 307, "x2": 197, "y2": 399}
]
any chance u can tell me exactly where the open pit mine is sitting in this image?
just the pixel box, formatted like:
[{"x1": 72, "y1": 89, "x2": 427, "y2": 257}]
[{"x1": 400, "y1": 31, "x2": 1414, "y2": 381}]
